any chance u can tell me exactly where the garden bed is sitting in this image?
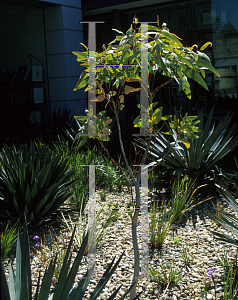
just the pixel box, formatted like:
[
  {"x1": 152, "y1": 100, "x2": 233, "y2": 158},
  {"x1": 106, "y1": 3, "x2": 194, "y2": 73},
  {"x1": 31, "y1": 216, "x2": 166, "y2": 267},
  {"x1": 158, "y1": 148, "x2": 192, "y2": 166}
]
[{"x1": 3, "y1": 189, "x2": 238, "y2": 300}]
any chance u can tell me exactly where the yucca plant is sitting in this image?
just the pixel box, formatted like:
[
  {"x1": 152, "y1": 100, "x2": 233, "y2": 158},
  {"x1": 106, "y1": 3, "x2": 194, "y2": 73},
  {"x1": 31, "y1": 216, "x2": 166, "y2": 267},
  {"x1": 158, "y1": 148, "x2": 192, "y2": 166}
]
[
  {"x1": 1, "y1": 216, "x2": 142, "y2": 300},
  {"x1": 137, "y1": 108, "x2": 238, "y2": 181},
  {"x1": 0, "y1": 141, "x2": 75, "y2": 227}
]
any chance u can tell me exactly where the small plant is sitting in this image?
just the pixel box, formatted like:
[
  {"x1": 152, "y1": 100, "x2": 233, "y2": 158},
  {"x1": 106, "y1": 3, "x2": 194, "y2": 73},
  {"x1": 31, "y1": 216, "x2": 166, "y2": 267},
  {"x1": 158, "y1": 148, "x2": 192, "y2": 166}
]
[
  {"x1": 222, "y1": 265, "x2": 238, "y2": 299},
  {"x1": 199, "y1": 270, "x2": 214, "y2": 299},
  {"x1": 0, "y1": 221, "x2": 18, "y2": 262},
  {"x1": 31, "y1": 234, "x2": 49, "y2": 275},
  {"x1": 217, "y1": 247, "x2": 238, "y2": 296},
  {"x1": 208, "y1": 183, "x2": 238, "y2": 248},
  {"x1": 96, "y1": 162, "x2": 131, "y2": 192},
  {"x1": 171, "y1": 232, "x2": 180, "y2": 245},
  {"x1": 218, "y1": 248, "x2": 233, "y2": 273},
  {"x1": 149, "y1": 200, "x2": 174, "y2": 249},
  {"x1": 100, "y1": 189, "x2": 107, "y2": 201},
  {"x1": 61, "y1": 205, "x2": 120, "y2": 255},
  {"x1": 69, "y1": 180, "x2": 88, "y2": 212},
  {"x1": 198, "y1": 266, "x2": 238, "y2": 299},
  {"x1": 169, "y1": 176, "x2": 200, "y2": 223},
  {"x1": 148, "y1": 168, "x2": 167, "y2": 192},
  {"x1": 180, "y1": 243, "x2": 191, "y2": 266},
  {"x1": 142, "y1": 259, "x2": 182, "y2": 288}
]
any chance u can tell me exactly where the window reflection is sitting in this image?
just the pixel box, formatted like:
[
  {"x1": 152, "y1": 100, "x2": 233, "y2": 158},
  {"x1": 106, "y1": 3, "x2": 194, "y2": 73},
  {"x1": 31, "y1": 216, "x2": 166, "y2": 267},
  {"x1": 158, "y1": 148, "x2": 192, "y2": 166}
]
[{"x1": 212, "y1": 0, "x2": 238, "y2": 98}]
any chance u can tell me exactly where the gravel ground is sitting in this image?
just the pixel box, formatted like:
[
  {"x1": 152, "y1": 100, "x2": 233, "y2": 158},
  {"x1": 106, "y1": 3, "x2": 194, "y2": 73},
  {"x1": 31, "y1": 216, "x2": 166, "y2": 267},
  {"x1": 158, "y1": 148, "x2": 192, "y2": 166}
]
[{"x1": 3, "y1": 188, "x2": 238, "y2": 299}]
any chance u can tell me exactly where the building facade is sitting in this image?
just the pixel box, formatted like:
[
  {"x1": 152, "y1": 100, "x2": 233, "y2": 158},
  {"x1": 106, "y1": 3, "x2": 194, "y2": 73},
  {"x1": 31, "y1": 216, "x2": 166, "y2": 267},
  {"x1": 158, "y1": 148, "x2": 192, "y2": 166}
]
[
  {"x1": 0, "y1": 0, "x2": 237, "y2": 139},
  {"x1": 0, "y1": 0, "x2": 86, "y2": 129}
]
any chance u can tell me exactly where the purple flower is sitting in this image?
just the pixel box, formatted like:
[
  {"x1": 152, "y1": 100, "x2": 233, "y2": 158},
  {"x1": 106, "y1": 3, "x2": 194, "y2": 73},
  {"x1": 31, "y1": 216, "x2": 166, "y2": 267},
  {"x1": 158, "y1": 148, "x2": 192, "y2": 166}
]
[
  {"x1": 163, "y1": 204, "x2": 167, "y2": 208},
  {"x1": 207, "y1": 269, "x2": 215, "y2": 277},
  {"x1": 35, "y1": 242, "x2": 40, "y2": 247},
  {"x1": 33, "y1": 235, "x2": 40, "y2": 240},
  {"x1": 154, "y1": 230, "x2": 158, "y2": 234},
  {"x1": 160, "y1": 189, "x2": 165, "y2": 194}
]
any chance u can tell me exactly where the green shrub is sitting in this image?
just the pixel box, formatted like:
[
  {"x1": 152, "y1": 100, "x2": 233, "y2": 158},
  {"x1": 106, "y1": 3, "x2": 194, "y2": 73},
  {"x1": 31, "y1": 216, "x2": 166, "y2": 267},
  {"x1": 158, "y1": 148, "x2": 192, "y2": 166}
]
[
  {"x1": 52, "y1": 140, "x2": 130, "y2": 213},
  {"x1": 0, "y1": 141, "x2": 75, "y2": 227}
]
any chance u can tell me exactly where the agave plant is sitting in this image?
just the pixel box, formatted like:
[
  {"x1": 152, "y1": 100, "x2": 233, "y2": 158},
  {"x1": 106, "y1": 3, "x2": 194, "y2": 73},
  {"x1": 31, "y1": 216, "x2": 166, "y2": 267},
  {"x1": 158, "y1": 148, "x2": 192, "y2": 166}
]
[
  {"x1": 137, "y1": 108, "x2": 238, "y2": 181},
  {"x1": 1, "y1": 216, "x2": 142, "y2": 300},
  {"x1": 0, "y1": 141, "x2": 75, "y2": 227}
]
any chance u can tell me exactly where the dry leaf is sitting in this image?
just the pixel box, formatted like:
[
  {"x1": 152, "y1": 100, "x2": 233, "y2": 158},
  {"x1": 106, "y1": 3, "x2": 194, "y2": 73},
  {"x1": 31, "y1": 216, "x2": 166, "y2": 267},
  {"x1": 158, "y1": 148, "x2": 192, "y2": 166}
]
[
  {"x1": 124, "y1": 85, "x2": 141, "y2": 95},
  {"x1": 125, "y1": 78, "x2": 141, "y2": 82}
]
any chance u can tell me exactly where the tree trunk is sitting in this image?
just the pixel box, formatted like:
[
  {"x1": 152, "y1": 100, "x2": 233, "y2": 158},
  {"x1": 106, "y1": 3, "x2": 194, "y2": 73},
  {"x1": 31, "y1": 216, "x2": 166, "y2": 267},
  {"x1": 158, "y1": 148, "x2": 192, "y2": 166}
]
[
  {"x1": 130, "y1": 181, "x2": 140, "y2": 300},
  {"x1": 111, "y1": 98, "x2": 151, "y2": 299}
]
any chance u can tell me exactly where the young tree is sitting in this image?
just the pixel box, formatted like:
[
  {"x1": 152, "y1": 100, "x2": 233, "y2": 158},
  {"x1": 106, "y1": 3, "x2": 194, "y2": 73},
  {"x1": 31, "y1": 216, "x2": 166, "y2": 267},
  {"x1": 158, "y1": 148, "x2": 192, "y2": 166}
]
[{"x1": 72, "y1": 18, "x2": 219, "y2": 299}]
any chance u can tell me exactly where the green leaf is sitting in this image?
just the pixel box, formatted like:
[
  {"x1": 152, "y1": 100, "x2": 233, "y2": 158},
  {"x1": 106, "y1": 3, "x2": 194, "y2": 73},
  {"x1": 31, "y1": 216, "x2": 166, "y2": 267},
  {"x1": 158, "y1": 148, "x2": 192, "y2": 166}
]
[
  {"x1": 133, "y1": 115, "x2": 141, "y2": 127},
  {"x1": 197, "y1": 51, "x2": 211, "y2": 63},
  {"x1": 74, "y1": 115, "x2": 88, "y2": 123},
  {"x1": 152, "y1": 108, "x2": 162, "y2": 124},
  {"x1": 161, "y1": 115, "x2": 170, "y2": 121},
  {"x1": 198, "y1": 57, "x2": 220, "y2": 77},
  {"x1": 187, "y1": 69, "x2": 208, "y2": 91},
  {"x1": 161, "y1": 30, "x2": 183, "y2": 48},
  {"x1": 15, "y1": 216, "x2": 31, "y2": 300},
  {"x1": 179, "y1": 75, "x2": 187, "y2": 92},
  {"x1": 73, "y1": 70, "x2": 88, "y2": 91},
  {"x1": 38, "y1": 258, "x2": 56, "y2": 300},
  {"x1": 200, "y1": 68, "x2": 205, "y2": 78},
  {"x1": 77, "y1": 137, "x2": 88, "y2": 148},
  {"x1": 72, "y1": 51, "x2": 88, "y2": 62},
  {"x1": 182, "y1": 81, "x2": 192, "y2": 99},
  {"x1": 1, "y1": 259, "x2": 11, "y2": 300}
]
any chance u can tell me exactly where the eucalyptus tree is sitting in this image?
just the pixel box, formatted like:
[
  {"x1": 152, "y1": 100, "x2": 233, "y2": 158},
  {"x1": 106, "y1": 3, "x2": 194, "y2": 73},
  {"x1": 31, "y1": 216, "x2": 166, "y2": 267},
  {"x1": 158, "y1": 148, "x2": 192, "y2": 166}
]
[{"x1": 72, "y1": 18, "x2": 219, "y2": 299}]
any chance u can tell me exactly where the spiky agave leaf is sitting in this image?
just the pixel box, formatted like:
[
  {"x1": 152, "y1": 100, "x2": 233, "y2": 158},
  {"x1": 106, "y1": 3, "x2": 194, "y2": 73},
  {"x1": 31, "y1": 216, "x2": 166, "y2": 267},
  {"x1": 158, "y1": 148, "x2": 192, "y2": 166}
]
[
  {"x1": 136, "y1": 108, "x2": 238, "y2": 180},
  {"x1": 208, "y1": 184, "x2": 238, "y2": 248},
  {"x1": 1, "y1": 216, "x2": 142, "y2": 300},
  {"x1": 0, "y1": 141, "x2": 76, "y2": 227}
]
